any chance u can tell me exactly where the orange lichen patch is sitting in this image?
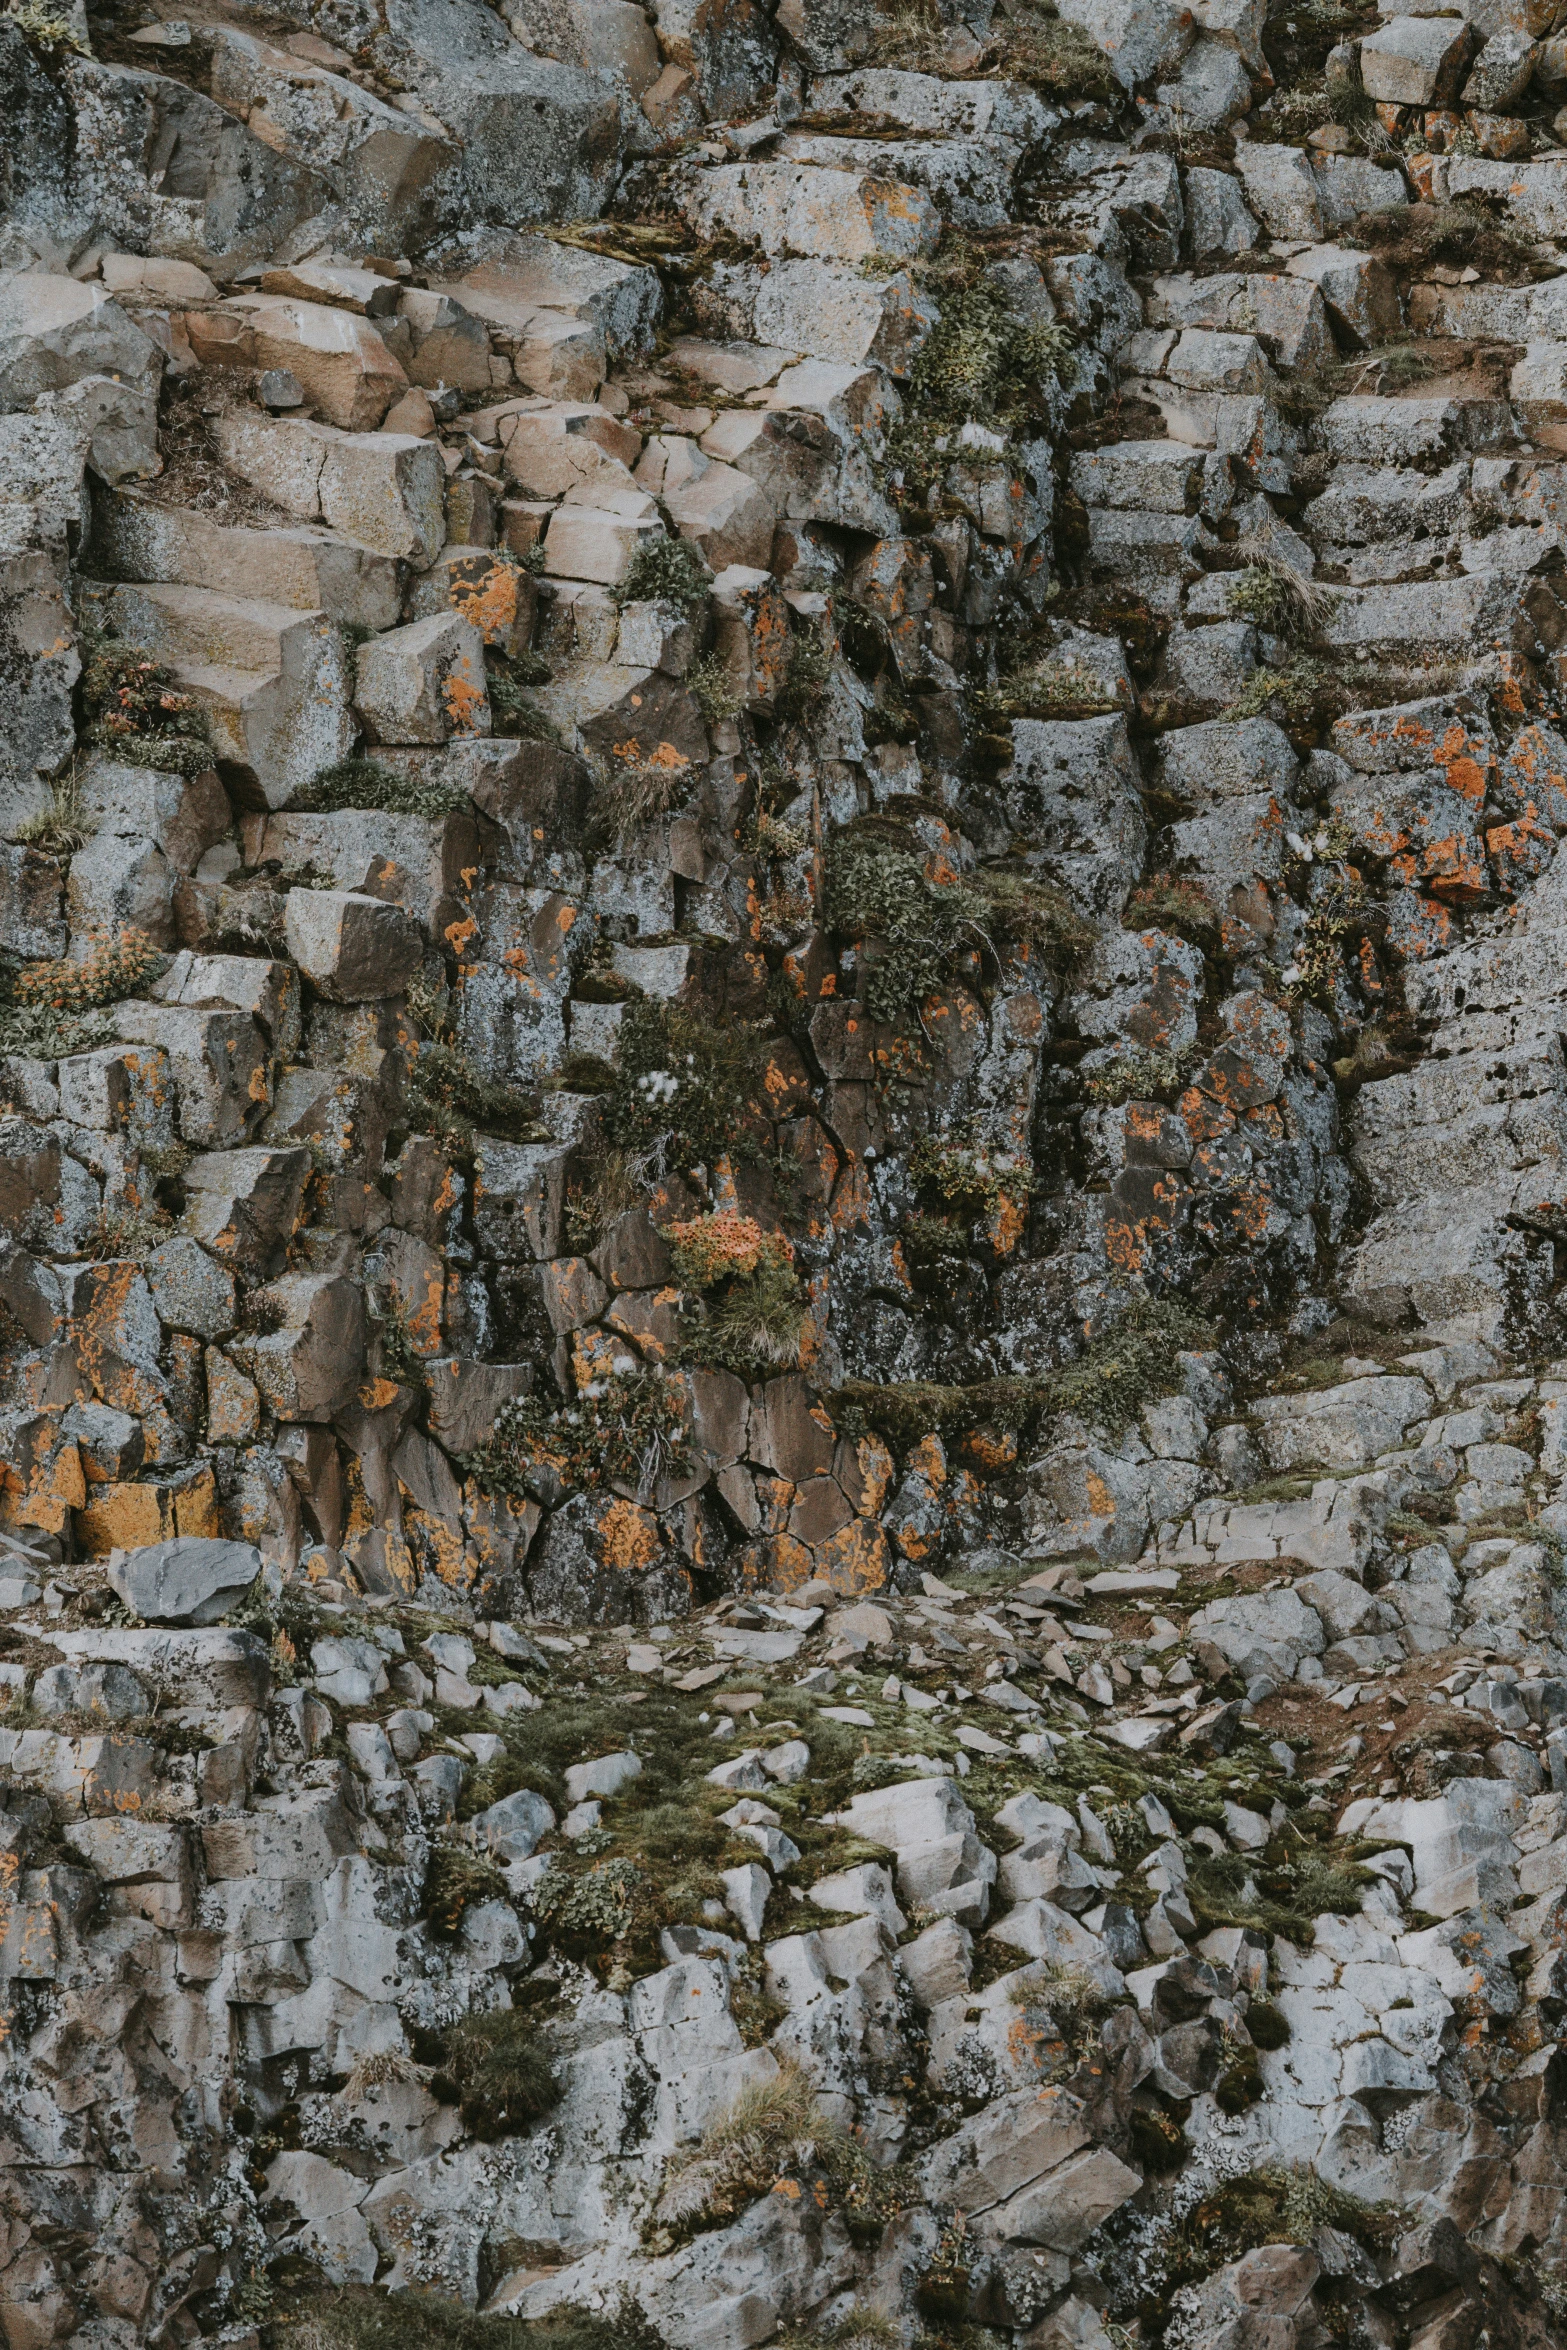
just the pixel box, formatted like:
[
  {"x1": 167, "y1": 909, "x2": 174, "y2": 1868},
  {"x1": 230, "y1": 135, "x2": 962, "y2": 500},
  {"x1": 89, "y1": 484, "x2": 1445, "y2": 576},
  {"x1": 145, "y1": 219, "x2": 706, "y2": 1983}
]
[
  {"x1": 836, "y1": 1432, "x2": 894, "y2": 1517},
  {"x1": 983, "y1": 1188, "x2": 1028, "y2": 1257},
  {"x1": 445, "y1": 912, "x2": 479, "y2": 956},
  {"x1": 443, "y1": 657, "x2": 488, "y2": 734},
  {"x1": 358, "y1": 1378, "x2": 402, "y2": 1412},
  {"x1": 737, "y1": 1531, "x2": 814, "y2": 1594},
  {"x1": 446, "y1": 557, "x2": 523, "y2": 641},
  {"x1": 814, "y1": 1514, "x2": 891, "y2": 1596},
  {"x1": 958, "y1": 1423, "x2": 1019, "y2": 1473},
  {"x1": 402, "y1": 1502, "x2": 470, "y2": 1586},
  {"x1": 1487, "y1": 813, "x2": 1557, "y2": 891},
  {"x1": 76, "y1": 1479, "x2": 175, "y2": 1555},
  {"x1": 570, "y1": 1326, "x2": 624, "y2": 1391},
  {"x1": 1, "y1": 1413, "x2": 85, "y2": 1536},
  {"x1": 596, "y1": 1496, "x2": 662, "y2": 1571},
  {"x1": 907, "y1": 1434, "x2": 947, "y2": 1487}
]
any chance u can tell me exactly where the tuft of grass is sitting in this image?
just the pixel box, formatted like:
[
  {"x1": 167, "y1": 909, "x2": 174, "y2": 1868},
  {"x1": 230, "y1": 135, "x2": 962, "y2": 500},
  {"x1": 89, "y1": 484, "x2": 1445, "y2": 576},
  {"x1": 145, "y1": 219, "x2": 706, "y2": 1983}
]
[
  {"x1": 422, "y1": 1839, "x2": 509, "y2": 1936},
  {"x1": 402, "y1": 1037, "x2": 552, "y2": 1161},
  {"x1": 831, "y1": 1295, "x2": 1214, "y2": 1450},
  {"x1": 611, "y1": 538, "x2": 712, "y2": 618},
  {"x1": 1081, "y1": 1045, "x2": 1196, "y2": 1110},
  {"x1": 431, "y1": 2005, "x2": 559, "y2": 2136},
  {"x1": 290, "y1": 756, "x2": 471, "y2": 818},
  {"x1": 13, "y1": 763, "x2": 94, "y2": 857},
  {"x1": 1226, "y1": 555, "x2": 1334, "y2": 642},
  {"x1": 261, "y1": 2284, "x2": 668, "y2": 2350},
  {"x1": 602, "y1": 997, "x2": 766, "y2": 1174}
]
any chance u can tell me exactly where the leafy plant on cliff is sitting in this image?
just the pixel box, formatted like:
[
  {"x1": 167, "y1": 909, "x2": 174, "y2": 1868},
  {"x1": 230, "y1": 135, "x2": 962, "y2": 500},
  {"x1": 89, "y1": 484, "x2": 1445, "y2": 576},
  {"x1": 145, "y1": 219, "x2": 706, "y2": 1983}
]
[{"x1": 824, "y1": 830, "x2": 987, "y2": 1028}]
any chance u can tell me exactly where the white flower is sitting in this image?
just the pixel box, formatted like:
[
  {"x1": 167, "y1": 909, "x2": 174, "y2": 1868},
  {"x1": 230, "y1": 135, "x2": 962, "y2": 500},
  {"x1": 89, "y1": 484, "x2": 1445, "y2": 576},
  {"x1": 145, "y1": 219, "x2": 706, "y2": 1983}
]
[
  {"x1": 1281, "y1": 964, "x2": 1302, "y2": 985},
  {"x1": 1286, "y1": 831, "x2": 1311, "y2": 860},
  {"x1": 611, "y1": 1354, "x2": 638, "y2": 1375}
]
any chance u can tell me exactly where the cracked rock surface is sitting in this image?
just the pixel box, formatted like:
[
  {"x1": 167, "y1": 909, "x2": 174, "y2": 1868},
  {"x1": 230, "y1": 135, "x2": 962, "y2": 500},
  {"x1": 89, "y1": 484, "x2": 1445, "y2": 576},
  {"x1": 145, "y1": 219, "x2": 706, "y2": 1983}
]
[{"x1": 14, "y1": 0, "x2": 1567, "y2": 2347}]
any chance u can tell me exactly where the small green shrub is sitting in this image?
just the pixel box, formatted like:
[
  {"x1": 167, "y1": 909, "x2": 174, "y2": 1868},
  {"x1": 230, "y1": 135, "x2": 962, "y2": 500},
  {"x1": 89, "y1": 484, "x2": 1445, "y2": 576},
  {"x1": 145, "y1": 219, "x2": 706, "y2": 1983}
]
[
  {"x1": 433, "y1": 2005, "x2": 559, "y2": 2136},
  {"x1": 611, "y1": 538, "x2": 712, "y2": 617},
  {"x1": 824, "y1": 830, "x2": 987, "y2": 1028},
  {"x1": 290, "y1": 756, "x2": 471, "y2": 818},
  {"x1": 1246, "y1": 1999, "x2": 1291, "y2": 2049},
  {"x1": 663, "y1": 1209, "x2": 806, "y2": 1371},
  {"x1": 487, "y1": 652, "x2": 563, "y2": 743}
]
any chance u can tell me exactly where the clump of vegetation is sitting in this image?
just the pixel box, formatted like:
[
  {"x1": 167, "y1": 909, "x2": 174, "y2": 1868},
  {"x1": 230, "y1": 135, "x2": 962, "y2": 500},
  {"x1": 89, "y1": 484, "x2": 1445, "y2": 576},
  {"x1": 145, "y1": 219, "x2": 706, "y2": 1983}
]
[
  {"x1": 403, "y1": 1038, "x2": 551, "y2": 1160},
  {"x1": 1125, "y1": 2165, "x2": 1404, "y2": 2327},
  {"x1": 603, "y1": 998, "x2": 766, "y2": 1173},
  {"x1": 422, "y1": 1839, "x2": 510, "y2": 1937},
  {"x1": 431, "y1": 2005, "x2": 559, "y2": 2136},
  {"x1": 290, "y1": 755, "x2": 471, "y2": 818},
  {"x1": 1126, "y1": 874, "x2": 1221, "y2": 951},
  {"x1": 1081, "y1": 1044, "x2": 1196, "y2": 1108},
  {"x1": 777, "y1": 628, "x2": 832, "y2": 723},
  {"x1": 612, "y1": 538, "x2": 712, "y2": 618},
  {"x1": 653, "y1": 2062, "x2": 913, "y2": 2249},
  {"x1": 7, "y1": 0, "x2": 90, "y2": 52},
  {"x1": 563, "y1": 1142, "x2": 644, "y2": 1254},
  {"x1": 487, "y1": 650, "x2": 563, "y2": 743},
  {"x1": 983, "y1": 0, "x2": 1117, "y2": 97},
  {"x1": 1227, "y1": 655, "x2": 1339, "y2": 731},
  {"x1": 13, "y1": 763, "x2": 94, "y2": 858},
  {"x1": 832, "y1": 1294, "x2": 1214, "y2": 1450},
  {"x1": 686, "y1": 652, "x2": 743, "y2": 727},
  {"x1": 974, "y1": 866, "x2": 1094, "y2": 968},
  {"x1": 590, "y1": 746, "x2": 696, "y2": 847},
  {"x1": 82, "y1": 639, "x2": 214, "y2": 775},
  {"x1": 664, "y1": 1208, "x2": 807, "y2": 1372},
  {"x1": 1282, "y1": 872, "x2": 1370, "y2": 1004},
  {"x1": 887, "y1": 278, "x2": 1074, "y2": 501},
  {"x1": 8, "y1": 928, "x2": 165, "y2": 1050},
  {"x1": 974, "y1": 660, "x2": 1120, "y2": 725},
  {"x1": 1226, "y1": 556, "x2": 1334, "y2": 641},
  {"x1": 461, "y1": 1366, "x2": 690, "y2": 1504},
  {"x1": 260, "y1": 2283, "x2": 668, "y2": 2350},
  {"x1": 910, "y1": 1129, "x2": 1029, "y2": 1223},
  {"x1": 1186, "y1": 1845, "x2": 1369, "y2": 1945},
  {"x1": 825, "y1": 828, "x2": 987, "y2": 1027}
]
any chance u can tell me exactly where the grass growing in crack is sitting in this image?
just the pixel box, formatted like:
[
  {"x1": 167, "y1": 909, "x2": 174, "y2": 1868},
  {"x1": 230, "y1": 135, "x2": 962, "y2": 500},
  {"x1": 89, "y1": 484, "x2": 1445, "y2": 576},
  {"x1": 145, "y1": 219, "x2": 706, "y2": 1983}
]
[
  {"x1": 831, "y1": 1295, "x2": 1214, "y2": 1451},
  {"x1": 13, "y1": 762, "x2": 94, "y2": 856},
  {"x1": 652, "y1": 2059, "x2": 914, "y2": 2247},
  {"x1": 261, "y1": 2284, "x2": 669, "y2": 2350},
  {"x1": 421, "y1": 1839, "x2": 509, "y2": 1936},
  {"x1": 1126, "y1": 875, "x2": 1222, "y2": 952},
  {"x1": 290, "y1": 756, "x2": 471, "y2": 818}
]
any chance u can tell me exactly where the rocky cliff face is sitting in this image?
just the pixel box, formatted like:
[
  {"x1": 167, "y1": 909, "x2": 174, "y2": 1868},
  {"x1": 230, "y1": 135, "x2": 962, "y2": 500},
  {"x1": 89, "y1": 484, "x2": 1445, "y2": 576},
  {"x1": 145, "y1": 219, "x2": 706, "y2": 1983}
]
[{"x1": 11, "y1": 2, "x2": 1567, "y2": 2348}]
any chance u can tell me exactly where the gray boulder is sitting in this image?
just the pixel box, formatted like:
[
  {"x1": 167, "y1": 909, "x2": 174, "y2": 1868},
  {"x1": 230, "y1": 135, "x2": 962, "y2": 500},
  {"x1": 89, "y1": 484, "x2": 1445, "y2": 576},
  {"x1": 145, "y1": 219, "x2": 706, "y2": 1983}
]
[{"x1": 108, "y1": 1537, "x2": 263, "y2": 1625}]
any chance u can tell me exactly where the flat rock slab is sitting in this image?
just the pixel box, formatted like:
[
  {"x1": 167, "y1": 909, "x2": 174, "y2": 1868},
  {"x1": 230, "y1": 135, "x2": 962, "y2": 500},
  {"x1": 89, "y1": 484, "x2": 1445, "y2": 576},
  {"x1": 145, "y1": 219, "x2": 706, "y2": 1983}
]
[{"x1": 108, "y1": 1536, "x2": 262, "y2": 1624}]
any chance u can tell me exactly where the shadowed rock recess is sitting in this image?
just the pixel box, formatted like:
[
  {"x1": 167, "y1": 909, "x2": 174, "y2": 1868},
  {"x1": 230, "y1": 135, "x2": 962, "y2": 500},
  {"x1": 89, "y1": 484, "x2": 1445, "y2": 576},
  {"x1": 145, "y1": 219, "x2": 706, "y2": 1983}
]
[{"x1": 24, "y1": 2, "x2": 1567, "y2": 2349}]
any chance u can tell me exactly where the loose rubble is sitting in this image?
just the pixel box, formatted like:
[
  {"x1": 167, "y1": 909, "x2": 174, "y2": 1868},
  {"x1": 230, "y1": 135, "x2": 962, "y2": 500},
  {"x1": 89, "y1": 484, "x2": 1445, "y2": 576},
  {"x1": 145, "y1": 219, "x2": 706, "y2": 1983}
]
[{"x1": 12, "y1": 0, "x2": 1567, "y2": 2348}]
